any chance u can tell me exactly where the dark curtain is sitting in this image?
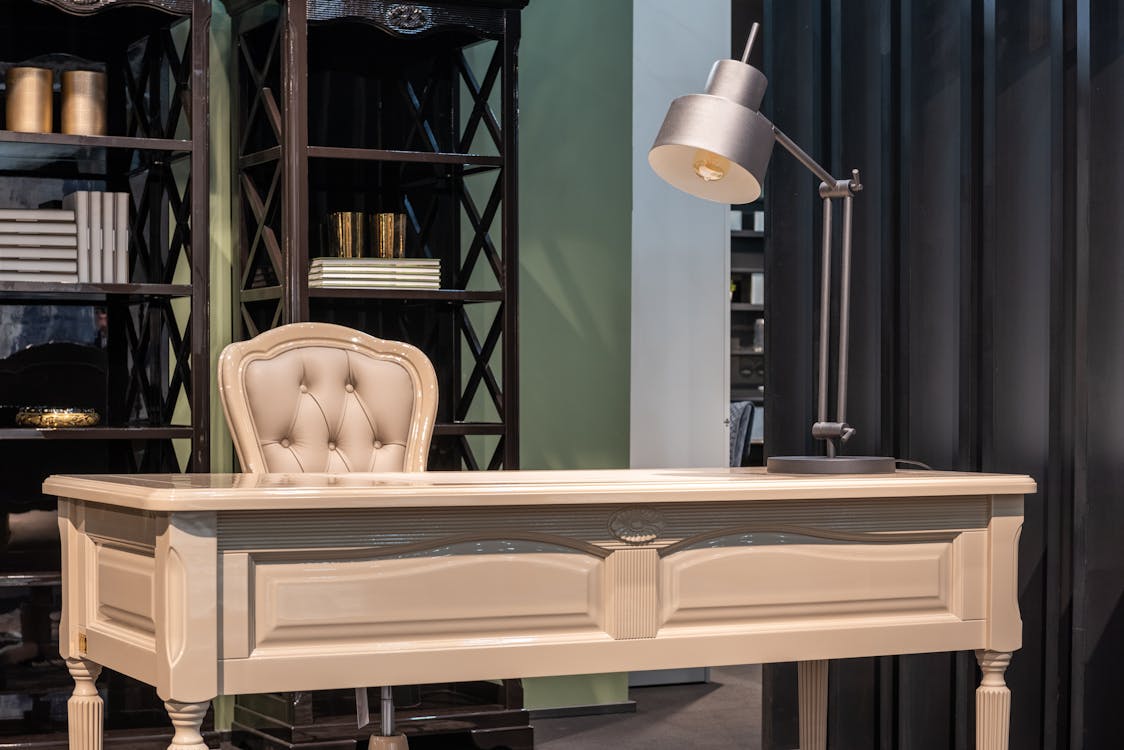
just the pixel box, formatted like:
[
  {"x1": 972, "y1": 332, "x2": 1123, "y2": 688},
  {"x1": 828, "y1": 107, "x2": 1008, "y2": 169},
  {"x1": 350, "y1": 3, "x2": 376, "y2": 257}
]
[{"x1": 759, "y1": 0, "x2": 1124, "y2": 747}]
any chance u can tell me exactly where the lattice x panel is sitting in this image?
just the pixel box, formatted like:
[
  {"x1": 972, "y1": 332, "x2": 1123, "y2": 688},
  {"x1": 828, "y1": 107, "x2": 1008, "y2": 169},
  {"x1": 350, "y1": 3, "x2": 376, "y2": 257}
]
[
  {"x1": 108, "y1": 438, "x2": 185, "y2": 474},
  {"x1": 127, "y1": 159, "x2": 193, "y2": 285},
  {"x1": 118, "y1": 299, "x2": 192, "y2": 429},
  {"x1": 123, "y1": 18, "x2": 194, "y2": 141},
  {"x1": 456, "y1": 40, "x2": 504, "y2": 157},
  {"x1": 236, "y1": 10, "x2": 286, "y2": 334}
]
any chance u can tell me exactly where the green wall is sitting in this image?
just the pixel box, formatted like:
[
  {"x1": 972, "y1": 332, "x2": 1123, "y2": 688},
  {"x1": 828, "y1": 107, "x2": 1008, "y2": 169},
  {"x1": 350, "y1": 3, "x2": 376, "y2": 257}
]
[
  {"x1": 517, "y1": 0, "x2": 632, "y2": 472},
  {"x1": 517, "y1": 0, "x2": 633, "y2": 710}
]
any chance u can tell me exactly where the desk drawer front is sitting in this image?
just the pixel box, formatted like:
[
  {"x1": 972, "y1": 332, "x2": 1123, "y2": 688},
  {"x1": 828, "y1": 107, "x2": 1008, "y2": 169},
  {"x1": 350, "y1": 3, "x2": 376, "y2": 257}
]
[
  {"x1": 229, "y1": 550, "x2": 605, "y2": 654},
  {"x1": 659, "y1": 533, "x2": 986, "y2": 629}
]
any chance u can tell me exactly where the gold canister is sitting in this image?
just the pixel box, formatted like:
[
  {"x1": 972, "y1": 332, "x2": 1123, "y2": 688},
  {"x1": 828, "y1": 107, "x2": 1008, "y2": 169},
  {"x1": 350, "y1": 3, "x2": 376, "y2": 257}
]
[
  {"x1": 5, "y1": 66, "x2": 53, "y2": 133},
  {"x1": 373, "y1": 212, "x2": 406, "y2": 258},
  {"x1": 61, "y1": 70, "x2": 107, "y2": 136},
  {"x1": 325, "y1": 212, "x2": 370, "y2": 258}
]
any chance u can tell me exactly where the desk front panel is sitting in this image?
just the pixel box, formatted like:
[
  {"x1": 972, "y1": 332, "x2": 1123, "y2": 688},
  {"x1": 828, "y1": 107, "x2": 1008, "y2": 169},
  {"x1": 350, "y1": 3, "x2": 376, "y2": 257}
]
[
  {"x1": 59, "y1": 491, "x2": 1021, "y2": 698},
  {"x1": 212, "y1": 494, "x2": 1010, "y2": 693}
]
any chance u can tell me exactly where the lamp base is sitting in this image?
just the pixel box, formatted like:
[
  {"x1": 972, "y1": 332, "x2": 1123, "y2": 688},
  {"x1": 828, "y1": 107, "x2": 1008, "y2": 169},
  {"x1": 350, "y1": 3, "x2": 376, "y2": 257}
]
[{"x1": 766, "y1": 455, "x2": 897, "y2": 474}]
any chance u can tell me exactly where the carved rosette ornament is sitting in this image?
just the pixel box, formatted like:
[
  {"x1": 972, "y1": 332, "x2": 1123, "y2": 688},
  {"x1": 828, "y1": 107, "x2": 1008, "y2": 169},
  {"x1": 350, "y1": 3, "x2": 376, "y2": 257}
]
[
  {"x1": 387, "y1": 4, "x2": 430, "y2": 32},
  {"x1": 609, "y1": 507, "x2": 665, "y2": 545}
]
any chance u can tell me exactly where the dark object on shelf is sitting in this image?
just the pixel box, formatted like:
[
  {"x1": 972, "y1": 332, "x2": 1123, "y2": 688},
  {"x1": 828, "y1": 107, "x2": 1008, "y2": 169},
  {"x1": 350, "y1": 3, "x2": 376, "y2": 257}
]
[
  {"x1": 325, "y1": 211, "x2": 369, "y2": 258},
  {"x1": 15, "y1": 406, "x2": 100, "y2": 428},
  {"x1": 729, "y1": 400, "x2": 755, "y2": 466},
  {"x1": 0, "y1": 404, "x2": 21, "y2": 427}
]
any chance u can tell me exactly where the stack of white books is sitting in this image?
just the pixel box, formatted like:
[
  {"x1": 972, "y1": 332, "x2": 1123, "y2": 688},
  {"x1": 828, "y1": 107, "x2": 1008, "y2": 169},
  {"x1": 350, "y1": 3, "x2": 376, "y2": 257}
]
[
  {"x1": 308, "y1": 257, "x2": 441, "y2": 289},
  {"x1": 0, "y1": 209, "x2": 80, "y2": 283},
  {"x1": 61, "y1": 191, "x2": 131, "y2": 284}
]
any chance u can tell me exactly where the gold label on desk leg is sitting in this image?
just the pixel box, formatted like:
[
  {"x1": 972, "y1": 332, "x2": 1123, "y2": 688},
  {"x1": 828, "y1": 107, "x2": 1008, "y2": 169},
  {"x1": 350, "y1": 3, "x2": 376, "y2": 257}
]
[{"x1": 78, "y1": 632, "x2": 87, "y2": 653}]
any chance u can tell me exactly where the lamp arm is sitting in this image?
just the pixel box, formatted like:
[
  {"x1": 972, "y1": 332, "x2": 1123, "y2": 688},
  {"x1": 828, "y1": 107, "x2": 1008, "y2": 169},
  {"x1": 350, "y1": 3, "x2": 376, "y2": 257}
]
[
  {"x1": 770, "y1": 125, "x2": 840, "y2": 189},
  {"x1": 770, "y1": 123, "x2": 863, "y2": 456}
]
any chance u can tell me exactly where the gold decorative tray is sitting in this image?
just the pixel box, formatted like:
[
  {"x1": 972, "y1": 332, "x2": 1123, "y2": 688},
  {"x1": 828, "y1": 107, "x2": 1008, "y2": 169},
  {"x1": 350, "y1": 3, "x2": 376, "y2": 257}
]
[{"x1": 16, "y1": 407, "x2": 100, "y2": 428}]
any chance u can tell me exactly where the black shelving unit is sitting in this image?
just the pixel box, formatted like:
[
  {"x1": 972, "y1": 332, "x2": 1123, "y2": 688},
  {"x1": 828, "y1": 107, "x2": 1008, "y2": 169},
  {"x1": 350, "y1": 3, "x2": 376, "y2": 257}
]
[
  {"x1": 232, "y1": 0, "x2": 522, "y2": 475},
  {"x1": 0, "y1": 0, "x2": 210, "y2": 744},
  {"x1": 731, "y1": 205, "x2": 766, "y2": 465},
  {"x1": 228, "y1": 2, "x2": 531, "y2": 748}
]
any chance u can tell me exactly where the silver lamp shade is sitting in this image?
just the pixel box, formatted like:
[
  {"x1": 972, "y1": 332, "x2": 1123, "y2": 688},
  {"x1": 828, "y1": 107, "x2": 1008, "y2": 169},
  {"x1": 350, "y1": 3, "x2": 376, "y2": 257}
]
[{"x1": 649, "y1": 59, "x2": 776, "y2": 204}]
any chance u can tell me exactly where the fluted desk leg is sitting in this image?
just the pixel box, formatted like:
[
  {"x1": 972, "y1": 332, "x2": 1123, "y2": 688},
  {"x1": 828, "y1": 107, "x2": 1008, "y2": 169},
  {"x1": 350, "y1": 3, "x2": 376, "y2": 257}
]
[
  {"x1": 798, "y1": 660, "x2": 828, "y2": 750},
  {"x1": 67, "y1": 658, "x2": 103, "y2": 750},
  {"x1": 975, "y1": 650, "x2": 1012, "y2": 750},
  {"x1": 165, "y1": 700, "x2": 209, "y2": 750}
]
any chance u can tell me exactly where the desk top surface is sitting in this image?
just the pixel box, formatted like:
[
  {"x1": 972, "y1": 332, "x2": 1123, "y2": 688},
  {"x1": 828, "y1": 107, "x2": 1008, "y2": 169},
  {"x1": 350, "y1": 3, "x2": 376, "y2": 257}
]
[{"x1": 44, "y1": 468, "x2": 1036, "y2": 512}]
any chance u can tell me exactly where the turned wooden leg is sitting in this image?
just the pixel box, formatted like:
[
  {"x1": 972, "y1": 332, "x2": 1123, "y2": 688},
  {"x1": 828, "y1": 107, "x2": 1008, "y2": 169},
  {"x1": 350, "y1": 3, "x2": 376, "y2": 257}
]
[
  {"x1": 165, "y1": 700, "x2": 209, "y2": 750},
  {"x1": 798, "y1": 659, "x2": 828, "y2": 750},
  {"x1": 67, "y1": 658, "x2": 103, "y2": 750},
  {"x1": 976, "y1": 650, "x2": 1012, "y2": 750}
]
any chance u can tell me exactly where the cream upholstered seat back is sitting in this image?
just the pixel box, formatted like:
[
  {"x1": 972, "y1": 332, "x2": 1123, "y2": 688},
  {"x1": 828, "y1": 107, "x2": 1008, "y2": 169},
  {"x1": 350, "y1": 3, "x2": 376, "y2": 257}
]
[{"x1": 218, "y1": 322, "x2": 438, "y2": 474}]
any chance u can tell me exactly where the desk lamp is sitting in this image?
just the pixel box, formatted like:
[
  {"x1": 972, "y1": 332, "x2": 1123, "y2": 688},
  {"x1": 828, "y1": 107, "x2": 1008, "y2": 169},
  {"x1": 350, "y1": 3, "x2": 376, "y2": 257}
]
[{"x1": 650, "y1": 23, "x2": 894, "y2": 474}]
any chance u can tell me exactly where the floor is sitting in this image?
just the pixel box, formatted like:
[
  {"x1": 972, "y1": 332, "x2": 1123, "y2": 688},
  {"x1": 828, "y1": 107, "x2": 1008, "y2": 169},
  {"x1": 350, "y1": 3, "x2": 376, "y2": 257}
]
[{"x1": 532, "y1": 665, "x2": 762, "y2": 750}]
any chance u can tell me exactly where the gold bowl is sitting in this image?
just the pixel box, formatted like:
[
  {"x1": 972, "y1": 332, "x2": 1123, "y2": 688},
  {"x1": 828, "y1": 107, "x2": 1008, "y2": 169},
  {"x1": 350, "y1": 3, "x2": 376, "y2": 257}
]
[{"x1": 16, "y1": 407, "x2": 100, "y2": 428}]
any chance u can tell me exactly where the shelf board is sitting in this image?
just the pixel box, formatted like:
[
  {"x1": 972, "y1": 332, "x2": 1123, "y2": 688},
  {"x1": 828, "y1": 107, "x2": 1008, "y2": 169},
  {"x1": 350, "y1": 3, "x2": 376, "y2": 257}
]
[
  {"x1": 240, "y1": 145, "x2": 282, "y2": 169},
  {"x1": 0, "y1": 426, "x2": 193, "y2": 441},
  {"x1": 730, "y1": 266, "x2": 764, "y2": 274},
  {"x1": 307, "y1": 145, "x2": 503, "y2": 167},
  {"x1": 0, "y1": 131, "x2": 193, "y2": 177},
  {"x1": 0, "y1": 282, "x2": 192, "y2": 304},
  {"x1": 0, "y1": 130, "x2": 193, "y2": 153},
  {"x1": 731, "y1": 348, "x2": 765, "y2": 356},
  {"x1": 434, "y1": 423, "x2": 506, "y2": 436},
  {"x1": 731, "y1": 230, "x2": 765, "y2": 239},
  {"x1": 0, "y1": 572, "x2": 61, "y2": 588},
  {"x1": 309, "y1": 288, "x2": 504, "y2": 303},
  {"x1": 731, "y1": 303, "x2": 764, "y2": 312},
  {"x1": 241, "y1": 285, "x2": 283, "y2": 303}
]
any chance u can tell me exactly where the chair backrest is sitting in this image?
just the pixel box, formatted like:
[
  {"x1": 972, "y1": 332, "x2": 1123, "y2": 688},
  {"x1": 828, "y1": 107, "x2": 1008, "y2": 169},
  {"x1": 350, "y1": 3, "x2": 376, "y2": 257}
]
[{"x1": 218, "y1": 322, "x2": 438, "y2": 473}]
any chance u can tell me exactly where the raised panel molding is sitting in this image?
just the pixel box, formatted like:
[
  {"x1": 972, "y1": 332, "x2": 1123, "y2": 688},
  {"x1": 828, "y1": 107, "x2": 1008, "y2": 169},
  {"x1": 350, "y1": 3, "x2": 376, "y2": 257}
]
[
  {"x1": 249, "y1": 552, "x2": 605, "y2": 651},
  {"x1": 659, "y1": 542, "x2": 956, "y2": 628},
  {"x1": 94, "y1": 544, "x2": 156, "y2": 637}
]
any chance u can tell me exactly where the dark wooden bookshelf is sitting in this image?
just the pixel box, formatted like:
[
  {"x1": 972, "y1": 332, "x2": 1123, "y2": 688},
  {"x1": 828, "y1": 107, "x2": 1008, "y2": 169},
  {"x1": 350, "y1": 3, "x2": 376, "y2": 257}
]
[
  {"x1": 230, "y1": 1, "x2": 529, "y2": 747},
  {"x1": 0, "y1": 0, "x2": 211, "y2": 745}
]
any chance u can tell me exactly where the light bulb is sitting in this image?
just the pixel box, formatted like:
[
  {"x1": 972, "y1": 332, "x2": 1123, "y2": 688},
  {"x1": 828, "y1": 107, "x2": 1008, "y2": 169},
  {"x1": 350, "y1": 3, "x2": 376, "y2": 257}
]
[{"x1": 693, "y1": 149, "x2": 729, "y2": 182}]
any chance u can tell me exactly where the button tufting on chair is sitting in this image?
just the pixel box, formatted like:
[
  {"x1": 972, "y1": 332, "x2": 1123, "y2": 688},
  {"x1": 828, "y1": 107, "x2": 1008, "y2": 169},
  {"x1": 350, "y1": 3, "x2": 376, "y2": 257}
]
[{"x1": 218, "y1": 322, "x2": 438, "y2": 476}]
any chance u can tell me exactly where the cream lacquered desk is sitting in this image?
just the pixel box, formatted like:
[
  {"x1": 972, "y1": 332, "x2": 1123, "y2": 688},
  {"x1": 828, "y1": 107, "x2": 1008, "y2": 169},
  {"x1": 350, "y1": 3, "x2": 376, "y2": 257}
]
[{"x1": 45, "y1": 468, "x2": 1033, "y2": 750}]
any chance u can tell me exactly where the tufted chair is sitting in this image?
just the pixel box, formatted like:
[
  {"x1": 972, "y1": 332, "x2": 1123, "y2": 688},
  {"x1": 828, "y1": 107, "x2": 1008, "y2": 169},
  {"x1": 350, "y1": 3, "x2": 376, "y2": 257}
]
[
  {"x1": 217, "y1": 321, "x2": 438, "y2": 750},
  {"x1": 218, "y1": 321, "x2": 437, "y2": 475}
]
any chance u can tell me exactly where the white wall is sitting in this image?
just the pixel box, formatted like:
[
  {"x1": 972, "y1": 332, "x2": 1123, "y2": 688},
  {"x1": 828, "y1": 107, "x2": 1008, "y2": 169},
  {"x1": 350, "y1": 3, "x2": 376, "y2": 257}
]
[{"x1": 630, "y1": 0, "x2": 731, "y2": 469}]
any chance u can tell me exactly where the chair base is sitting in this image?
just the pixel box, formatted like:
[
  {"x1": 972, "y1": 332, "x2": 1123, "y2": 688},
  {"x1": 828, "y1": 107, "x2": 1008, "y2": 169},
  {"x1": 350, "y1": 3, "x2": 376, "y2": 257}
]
[{"x1": 369, "y1": 734, "x2": 409, "y2": 750}]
